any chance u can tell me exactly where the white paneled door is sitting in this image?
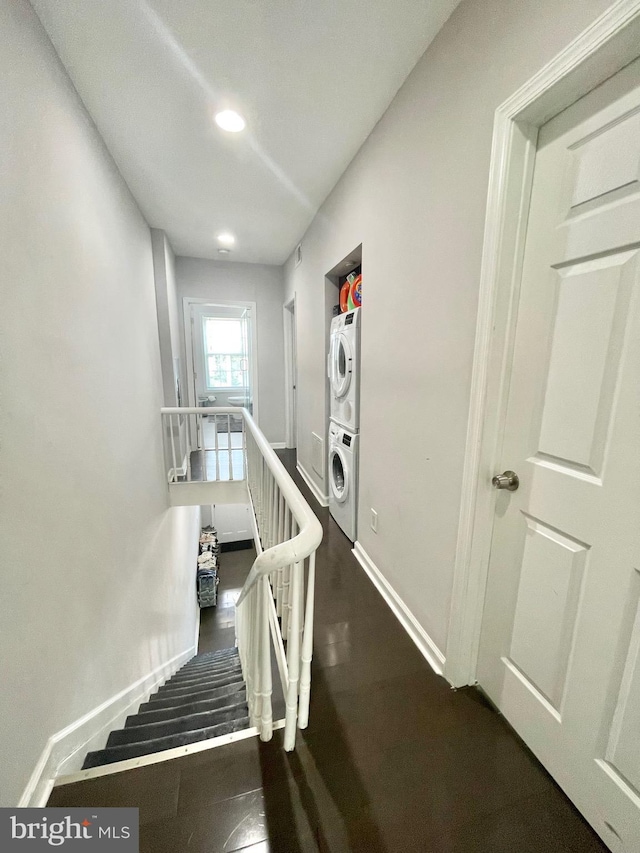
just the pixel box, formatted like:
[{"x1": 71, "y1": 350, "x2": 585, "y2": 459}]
[{"x1": 477, "y1": 57, "x2": 640, "y2": 851}]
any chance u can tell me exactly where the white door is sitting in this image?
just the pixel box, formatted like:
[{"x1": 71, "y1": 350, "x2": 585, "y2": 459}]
[
  {"x1": 212, "y1": 504, "x2": 251, "y2": 544},
  {"x1": 477, "y1": 57, "x2": 640, "y2": 851}
]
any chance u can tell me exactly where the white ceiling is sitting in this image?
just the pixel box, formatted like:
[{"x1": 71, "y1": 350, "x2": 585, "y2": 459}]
[{"x1": 32, "y1": 0, "x2": 460, "y2": 265}]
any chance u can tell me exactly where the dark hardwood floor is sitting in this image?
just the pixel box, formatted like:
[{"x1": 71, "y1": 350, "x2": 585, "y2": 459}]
[
  {"x1": 49, "y1": 449, "x2": 608, "y2": 852},
  {"x1": 198, "y1": 547, "x2": 254, "y2": 655}
]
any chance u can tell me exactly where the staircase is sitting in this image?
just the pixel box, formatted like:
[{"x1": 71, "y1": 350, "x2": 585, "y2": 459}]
[{"x1": 82, "y1": 648, "x2": 249, "y2": 769}]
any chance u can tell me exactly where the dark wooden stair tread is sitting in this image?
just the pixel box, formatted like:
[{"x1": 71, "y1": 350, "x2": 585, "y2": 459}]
[{"x1": 82, "y1": 649, "x2": 249, "y2": 770}]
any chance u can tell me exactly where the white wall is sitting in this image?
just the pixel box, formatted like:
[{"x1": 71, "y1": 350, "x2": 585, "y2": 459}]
[
  {"x1": 0, "y1": 0, "x2": 199, "y2": 805},
  {"x1": 176, "y1": 257, "x2": 286, "y2": 444},
  {"x1": 284, "y1": 0, "x2": 614, "y2": 659}
]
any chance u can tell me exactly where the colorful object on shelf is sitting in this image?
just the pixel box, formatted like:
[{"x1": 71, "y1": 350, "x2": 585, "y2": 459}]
[
  {"x1": 349, "y1": 273, "x2": 362, "y2": 309},
  {"x1": 340, "y1": 281, "x2": 350, "y2": 313}
]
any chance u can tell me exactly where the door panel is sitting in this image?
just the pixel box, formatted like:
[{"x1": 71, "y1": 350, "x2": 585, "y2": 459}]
[
  {"x1": 478, "y1": 56, "x2": 640, "y2": 850},
  {"x1": 536, "y1": 253, "x2": 634, "y2": 477},
  {"x1": 508, "y1": 517, "x2": 588, "y2": 713},
  {"x1": 605, "y1": 571, "x2": 640, "y2": 793}
]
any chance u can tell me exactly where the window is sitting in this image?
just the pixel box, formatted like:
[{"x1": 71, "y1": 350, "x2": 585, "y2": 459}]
[{"x1": 202, "y1": 317, "x2": 247, "y2": 390}]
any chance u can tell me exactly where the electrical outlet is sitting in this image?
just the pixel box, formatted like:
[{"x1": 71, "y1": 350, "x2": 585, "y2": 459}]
[{"x1": 370, "y1": 509, "x2": 378, "y2": 533}]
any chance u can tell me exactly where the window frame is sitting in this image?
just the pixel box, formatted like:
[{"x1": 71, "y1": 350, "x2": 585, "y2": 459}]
[{"x1": 201, "y1": 316, "x2": 248, "y2": 392}]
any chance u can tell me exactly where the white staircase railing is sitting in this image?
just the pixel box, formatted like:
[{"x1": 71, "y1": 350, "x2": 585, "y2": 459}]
[
  {"x1": 162, "y1": 407, "x2": 246, "y2": 483},
  {"x1": 160, "y1": 406, "x2": 323, "y2": 750}
]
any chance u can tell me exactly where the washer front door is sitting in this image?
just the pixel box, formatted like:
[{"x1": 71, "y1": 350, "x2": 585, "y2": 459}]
[{"x1": 330, "y1": 446, "x2": 349, "y2": 503}]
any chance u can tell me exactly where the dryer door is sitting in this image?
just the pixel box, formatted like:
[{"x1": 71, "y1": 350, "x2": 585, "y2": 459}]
[
  {"x1": 330, "y1": 332, "x2": 353, "y2": 399},
  {"x1": 329, "y1": 446, "x2": 350, "y2": 503}
]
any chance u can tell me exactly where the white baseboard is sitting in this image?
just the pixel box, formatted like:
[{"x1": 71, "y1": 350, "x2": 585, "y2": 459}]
[
  {"x1": 19, "y1": 645, "x2": 196, "y2": 807},
  {"x1": 270, "y1": 442, "x2": 286, "y2": 450},
  {"x1": 54, "y1": 720, "x2": 286, "y2": 787},
  {"x1": 296, "y1": 461, "x2": 329, "y2": 508},
  {"x1": 352, "y1": 541, "x2": 446, "y2": 677}
]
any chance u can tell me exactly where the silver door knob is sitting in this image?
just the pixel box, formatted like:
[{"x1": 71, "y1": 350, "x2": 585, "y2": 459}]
[{"x1": 492, "y1": 471, "x2": 519, "y2": 491}]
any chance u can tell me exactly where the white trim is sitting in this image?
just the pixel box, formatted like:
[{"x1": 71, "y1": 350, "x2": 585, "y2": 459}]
[
  {"x1": 446, "y1": 0, "x2": 640, "y2": 688},
  {"x1": 168, "y1": 479, "x2": 249, "y2": 507},
  {"x1": 283, "y1": 296, "x2": 297, "y2": 449},
  {"x1": 296, "y1": 461, "x2": 329, "y2": 508},
  {"x1": 182, "y1": 297, "x2": 260, "y2": 429},
  {"x1": 54, "y1": 720, "x2": 287, "y2": 787},
  {"x1": 19, "y1": 645, "x2": 195, "y2": 807},
  {"x1": 194, "y1": 609, "x2": 201, "y2": 657},
  {"x1": 352, "y1": 542, "x2": 445, "y2": 677},
  {"x1": 270, "y1": 442, "x2": 286, "y2": 450}
]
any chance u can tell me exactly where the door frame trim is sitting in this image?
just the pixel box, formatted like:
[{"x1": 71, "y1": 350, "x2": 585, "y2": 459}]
[
  {"x1": 283, "y1": 295, "x2": 297, "y2": 449},
  {"x1": 182, "y1": 296, "x2": 260, "y2": 422},
  {"x1": 445, "y1": 0, "x2": 640, "y2": 688}
]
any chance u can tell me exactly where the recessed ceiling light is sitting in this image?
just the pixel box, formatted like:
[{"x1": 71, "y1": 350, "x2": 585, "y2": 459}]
[
  {"x1": 217, "y1": 232, "x2": 235, "y2": 246},
  {"x1": 218, "y1": 248, "x2": 230, "y2": 255},
  {"x1": 214, "y1": 110, "x2": 246, "y2": 133}
]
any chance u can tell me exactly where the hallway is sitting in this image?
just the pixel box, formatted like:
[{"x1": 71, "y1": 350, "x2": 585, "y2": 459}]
[{"x1": 49, "y1": 451, "x2": 607, "y2": 851}]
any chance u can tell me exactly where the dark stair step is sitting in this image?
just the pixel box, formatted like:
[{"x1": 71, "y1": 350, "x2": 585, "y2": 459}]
[
  {"x1": 171, "y1": 661, "x2": 242, "y2": 682},
  {"x1": 154, "y1": 673, "x2": 244, "y2": 699},
  {"x1": 82, "y1": 716, "x2": 250, "y2": 769},
  {"x1": 126, "y1": 684, "x2": 246, "y2": 727},
  {"x1": 108, "y1": 700, "x2": 248, "y2": 746},
  {"x1": 162, "y1": 668, "x2": 242, "y2": 690},
  {"x1": 190, "y1": 649, "x2": 238, "y2": 661},
  {"x1": 175, "y1": 662, "x2": 240, "y2": 678},
  {"x1": 142, "y1": 679, "x2": 245, "y2": 711},
  {"x1": 177, "y1": 655, "x2": 240, "y2": 673}
]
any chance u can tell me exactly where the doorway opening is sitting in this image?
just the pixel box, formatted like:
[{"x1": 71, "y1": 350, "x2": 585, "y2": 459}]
[{"x1": 183, "y1": 298, "x2": 259, "y2": 452}]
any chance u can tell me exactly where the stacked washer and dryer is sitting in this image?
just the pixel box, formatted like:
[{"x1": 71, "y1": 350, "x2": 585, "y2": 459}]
[{"x1": 328, "y1": 307, "x2": 361, "y2": 541}]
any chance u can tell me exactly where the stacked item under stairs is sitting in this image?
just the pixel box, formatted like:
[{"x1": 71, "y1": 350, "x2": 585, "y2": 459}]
[
  {"x1": 82, "y1": 648, "x2": 248, "y2": 769},
  {"x1": 197, "y1": 526, "x2": 220, "y2": 607}
]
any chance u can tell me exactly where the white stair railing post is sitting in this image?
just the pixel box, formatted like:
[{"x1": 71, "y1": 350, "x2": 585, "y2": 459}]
[
  {"x1": 298, "y1": 551, "x2": 316, "y2": 729},
  {"x1": 275, "y1": 492, "x2": 285, "y2": 615},
  {"x1": 284, "y1": 560, "x2": 303, "y2": 751},
  {"x1": 199, "y1": 412, "x2": 207, "y2": 482},
  {"x1": 214, "y1": 413, "x2": 220, "y2": 481},
  {"x1": 168, "y1": 414, "x2": 178, "y2": 483},
  {"x1": 161, "y1": 405, "x2": 323, "y2": 753},
  {"x1": 259, "y1": 576, "x2": 273, "y2": 741},
  {"x1": 251, "y1": 584, "x2": 262, "y2": 725}
]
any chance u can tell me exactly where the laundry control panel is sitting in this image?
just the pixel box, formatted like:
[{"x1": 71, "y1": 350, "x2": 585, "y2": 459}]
[{"x1": 342, "y1": 434, "x2": 352, "y2": 447}]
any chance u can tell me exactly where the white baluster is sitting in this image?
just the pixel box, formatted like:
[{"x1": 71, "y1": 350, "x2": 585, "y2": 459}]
[
  {"x1": 242, "y1": 415, "x2": 246, "y2": 480},
  {"x1": 169, "y1": 414, "x2": 178, "y2": 482},
  {"x1": 284, "y1": 560, "x2": 302, "y2": 751},
  {"x1": 199, "y1": 413, "x2": 207, "y2": 482},
  {"x1": 275, "y1": 491, "x2": 285, "y2": 616},
  {"x1": 214, "y1": 413, "x2": 220, "y2": 481},
  {"x1": 281, "y1": 510, "x2": 291, "y2": 640},
  {"x1": 259, "y1": 577, "x2": 273, "y2": 741},
  {"x1": 298, "y1": 551, "x2": 316, "y2": 729},
  {"x1": 252, "y1": 583, "x2": 263, "y2": 726}
]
